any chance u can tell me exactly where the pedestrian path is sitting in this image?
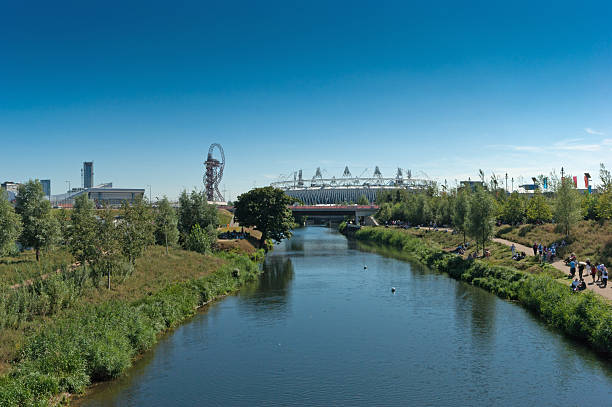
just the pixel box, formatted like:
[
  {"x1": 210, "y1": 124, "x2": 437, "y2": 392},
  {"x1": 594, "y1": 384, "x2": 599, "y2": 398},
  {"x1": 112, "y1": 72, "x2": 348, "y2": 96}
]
[{"x1": 492, "y1": 237, "x2": 612, "y2": 301}]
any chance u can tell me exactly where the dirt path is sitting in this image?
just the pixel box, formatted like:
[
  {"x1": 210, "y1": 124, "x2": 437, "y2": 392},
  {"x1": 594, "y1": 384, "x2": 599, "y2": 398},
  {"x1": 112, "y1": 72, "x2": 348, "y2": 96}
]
[{"x1": 492, "y1": 237, "x2": 612, "y2": 301}]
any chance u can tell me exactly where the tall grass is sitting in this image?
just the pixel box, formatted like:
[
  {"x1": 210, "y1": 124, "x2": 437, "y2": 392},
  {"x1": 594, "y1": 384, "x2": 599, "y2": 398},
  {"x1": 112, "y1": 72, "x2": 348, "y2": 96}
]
[
  {"x1": 354, "y1": 227, "x2": 612, "y2": 356},
  {"x1": 0, "y1": 252, "x2": 261, "y2": 406}
]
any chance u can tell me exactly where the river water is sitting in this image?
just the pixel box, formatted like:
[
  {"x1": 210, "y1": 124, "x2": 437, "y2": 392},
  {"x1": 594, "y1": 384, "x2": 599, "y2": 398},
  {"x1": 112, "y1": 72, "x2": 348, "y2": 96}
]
[{"x1": 81, "y1": 227, "x2": 612, "y2": 406}]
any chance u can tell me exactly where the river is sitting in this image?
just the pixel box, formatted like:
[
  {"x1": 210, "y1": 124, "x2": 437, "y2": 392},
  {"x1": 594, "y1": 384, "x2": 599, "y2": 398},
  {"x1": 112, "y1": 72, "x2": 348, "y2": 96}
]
[{"x1": 80, "y1": 226, "x2": 612, "y2": 406}]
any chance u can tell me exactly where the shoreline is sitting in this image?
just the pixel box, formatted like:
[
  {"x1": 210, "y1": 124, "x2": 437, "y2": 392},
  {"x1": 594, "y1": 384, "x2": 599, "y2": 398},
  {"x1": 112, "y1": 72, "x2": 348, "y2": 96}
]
[
  {"x1": 0, "y1": 251, "x2": 264, "y2": 406},
  {"x1": 347, "y1": 226, "x2": 612, "y2": 359}
]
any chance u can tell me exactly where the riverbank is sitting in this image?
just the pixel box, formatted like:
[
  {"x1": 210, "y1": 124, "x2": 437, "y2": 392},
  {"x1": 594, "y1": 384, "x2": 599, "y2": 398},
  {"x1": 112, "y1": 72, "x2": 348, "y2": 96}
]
[
  {"x1": 0, "y1": 248, "x2": 263, "y2": 406},
  {"x1": 350, "y1": 227, "x2": 612, "y2": 358}
]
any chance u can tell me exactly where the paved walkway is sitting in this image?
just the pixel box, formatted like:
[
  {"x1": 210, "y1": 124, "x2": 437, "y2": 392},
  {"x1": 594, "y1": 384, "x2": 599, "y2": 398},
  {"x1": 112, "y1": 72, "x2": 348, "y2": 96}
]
[{"x1": 492, "y1": 237, "x2": 612, "y2": 301}]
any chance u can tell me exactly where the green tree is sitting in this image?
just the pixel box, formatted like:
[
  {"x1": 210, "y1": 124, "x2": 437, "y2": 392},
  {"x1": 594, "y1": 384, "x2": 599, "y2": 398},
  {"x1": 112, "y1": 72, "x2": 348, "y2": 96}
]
[
  {"x1": 177, "y1": 190, "x2": 219, "y2": 242},
  {"x1": 234, "y1": 187, "x2": 295, "y2": 249},
  {"x1": 119, "y1": 197, "x2": 155, "y2": 264},
  {"x1": 15, "y1": 180, "x2": 60, "y2": 261},
  {"x1": 155, "y1": 196, "x2": 179, "y2": 254},
  {"x1": 69, "y1": 194, "x2": 99, "y2": 264},
  {"x1": 503, "y1": 192, "x2": 525, "y2": 224},
  {"x1": 452, "y1": 190, "x2": 470, "y2": 244},
  {"x1": 0, "y1": 191, "x2": 22, "y2": 256},
  {"x1": 357, "y1": 194, "x2": 370, "y2": 205},
  {"x1": 466, "y1": 186, "x2": 496, "y2": 256},
  {"x1": 596, "y1": 191, "x2": 612, "y2": 220},
  {"x1": 95, "y1": 206, "x2": 124, "y2": 289},
  {"x1": 526, "y1": 190, "x2": 552, "y2": 223},
  {"x1": 185, "y1": 224, "x2": 216, "y2": 254},
  {"x1": 54, "y1": 209, "x2": 71, "y2": 246},
  {"x1": 581, "y1": 192, "x2": 599, "y2": 221},
  {"x1": 600, "y1": 163, "x2": 612, "y2": 193},
  {"x1": 554, "y1": 177, "x2": 582, "y2": 236}
]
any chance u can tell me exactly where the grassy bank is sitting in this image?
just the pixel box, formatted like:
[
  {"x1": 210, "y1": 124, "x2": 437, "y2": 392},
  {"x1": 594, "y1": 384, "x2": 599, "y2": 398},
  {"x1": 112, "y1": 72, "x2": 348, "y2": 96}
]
[
  {"x1": 0, "y1": 248, "x2": 262, "y2": 406},
  {"x1": 353, "y1": 227, "x2": 612, "y2": 357},
  {"x1": 495, "y1": 220, "x2": 612, "y2": 265}
]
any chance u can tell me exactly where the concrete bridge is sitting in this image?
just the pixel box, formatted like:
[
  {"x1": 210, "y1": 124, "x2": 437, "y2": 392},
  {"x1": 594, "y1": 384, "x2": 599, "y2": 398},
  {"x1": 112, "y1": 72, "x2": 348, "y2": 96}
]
[{"x1": 290, "y1": 205, "x2": 378, "y2": 225}]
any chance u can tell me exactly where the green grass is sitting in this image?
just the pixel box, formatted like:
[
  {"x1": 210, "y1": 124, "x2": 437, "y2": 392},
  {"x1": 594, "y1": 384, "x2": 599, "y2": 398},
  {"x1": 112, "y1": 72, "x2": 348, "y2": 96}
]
[
  {"x1": 495, "y1": 220, "x2": 612, "y2": 265},
  {"x1": 217, "y1": 208, "x2": 233, "y2": 226},
  {"x1": 0, "y1": 249, "x2": 74, "y2": 287},
  {"x1": 0, "y1": 250, "x2": 261, "y2": 406}
]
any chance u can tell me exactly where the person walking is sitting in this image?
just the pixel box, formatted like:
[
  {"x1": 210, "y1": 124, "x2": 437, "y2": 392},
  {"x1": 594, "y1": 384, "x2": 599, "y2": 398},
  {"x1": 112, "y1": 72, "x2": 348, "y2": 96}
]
[
  {"x1": 511, "y1": 244, "x2": 516, "y2": 256},
  {"x1": 601, "y1": 265, "x2": 608, "y2": 288},
  {"x1": 532, "y1": 243, "x2": 538, "y2": 256}
]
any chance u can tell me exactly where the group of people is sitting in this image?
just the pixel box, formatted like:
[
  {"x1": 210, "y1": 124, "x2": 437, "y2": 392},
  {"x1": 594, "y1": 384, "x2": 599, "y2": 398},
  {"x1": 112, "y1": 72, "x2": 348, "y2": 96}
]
[
  {"x1": 509, "y1": 244, "x2": 526, "y2": 260},
  {"x1": 532, "y1": 242, "x2": 561, "y2": 263},
  {"x1": 567, "y1": 254, "x2": 609, "y2": 292}
]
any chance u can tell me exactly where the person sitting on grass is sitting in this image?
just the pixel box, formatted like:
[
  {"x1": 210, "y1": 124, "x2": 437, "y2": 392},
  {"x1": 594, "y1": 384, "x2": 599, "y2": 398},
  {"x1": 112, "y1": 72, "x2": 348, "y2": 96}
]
[
  {"x1": 578, "y1": 279, "x2": 587, "y2": 291},
  {"x1": 571, "y1": 278, "x2": 580, "y2": 292}
]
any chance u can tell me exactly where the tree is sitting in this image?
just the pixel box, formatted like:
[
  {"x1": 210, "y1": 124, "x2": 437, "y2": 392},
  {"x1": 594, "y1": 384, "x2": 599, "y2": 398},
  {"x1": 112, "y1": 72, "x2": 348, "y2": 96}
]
[
  {"x1": 15, "y1": 180, "x2": 60, "y2": 261},
  {"x1": 119, "y1": 197, "x2": 155, "y2": 264},
  {"x1": 526, "y1": 190, "x2": 552, "y2": 223},
  {"x1": 600, "y1": 163, "x2": 612, "y2": 193},
  {"x1": 554, "y1": 177, "x2": 582, "y2": 236},
  {"x1": 185, "y1": 224, "x2": 216, "y2": 254},
  {"x1": 234, "y1": 187, "x2": 295, "y2": 249},
  {"x1": 177, "y1": 190, "x2": 219, "y2": 242},
  {"x1": 0, "y1": 191, "x2": 22, "y2": 256},
  {"x1": 357, "y1": 194, "x2": 370, "y2": 205},
  {"x1": 466, "y1": 186, "x2": 495, "y2": 256},
  {"x1": 96, "y1": 206, "x2": 123, "y2": 289},
  {"x1": 155, "y1": 196, "x2": 179, "y2": 255},
  {"x1": 503, "y1": 192, "x2": 525, "y2": 224},
  {"x1": 596, "y1": 191, "x2": 612, "y2": 220},
  {"x1": 68, "y1": 194, "x2": 99, "y2": 264},
  {"x1": 452, "y1": 190, "x2": 470, "y2": 244}
]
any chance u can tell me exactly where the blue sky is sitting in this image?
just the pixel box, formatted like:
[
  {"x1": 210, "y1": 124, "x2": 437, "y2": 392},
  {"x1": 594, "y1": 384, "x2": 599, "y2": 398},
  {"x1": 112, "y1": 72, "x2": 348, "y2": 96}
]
[{"x1": 2, "y1": 1, "x2": 611, "y2": 199}]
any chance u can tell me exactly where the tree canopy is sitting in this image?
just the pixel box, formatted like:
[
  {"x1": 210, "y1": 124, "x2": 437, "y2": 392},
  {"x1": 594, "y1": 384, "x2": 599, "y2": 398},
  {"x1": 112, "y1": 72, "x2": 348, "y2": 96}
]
[
  {"x1": 0, "y1": 191, "x2": 22, "y2": 256},
  {"x1": 234, "y1": 187, "x2": 295, "y2": 248},
  {"x1": 15, "y1": 180, "x2": 60, "y2": 261},
  {"x1": 554, "y1": 177, "x2": 582, "y2": 236},
  {"x1": 466, "y1": 186, "x2": 496, "y2": 255}
]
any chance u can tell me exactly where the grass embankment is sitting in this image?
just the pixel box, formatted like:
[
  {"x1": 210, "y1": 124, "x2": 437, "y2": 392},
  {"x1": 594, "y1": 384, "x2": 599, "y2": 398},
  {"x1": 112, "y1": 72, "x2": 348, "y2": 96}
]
[
  {"x1": 0, "y1": 249, "x2": 74, "y2": 287},
  {"x1": 217, "y1": 208, "x2": 233, "y2": 226},
  {"x1": 495, "y1": 220, "x2": 612, "y2": 265},
  {"x1": 354, "y1": 227, "x2": 612, "y2": 357},
  {"x1": 396, "y1": 227, "x2": 562, "y2": 275},
  {"x1": 0, "y1": 246, "x2": 262, "y2": 406}
]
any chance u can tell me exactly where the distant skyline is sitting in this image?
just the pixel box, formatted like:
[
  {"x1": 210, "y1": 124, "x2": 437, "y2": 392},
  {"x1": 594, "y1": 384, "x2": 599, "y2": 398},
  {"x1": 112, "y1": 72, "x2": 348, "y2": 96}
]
[{"x1": 2, "y1": 1, "x2": 611, "y2": 200}]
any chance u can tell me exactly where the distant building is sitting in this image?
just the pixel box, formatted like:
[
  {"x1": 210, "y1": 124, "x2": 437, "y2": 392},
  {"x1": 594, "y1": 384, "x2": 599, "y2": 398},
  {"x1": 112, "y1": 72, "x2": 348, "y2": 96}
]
[
  {"x1": 41, "y1": 179, "x2": 51, "y2": 197},
  {"x1": 459, "y1": 180, "x2": 485, "y2": 191},
  {"x1": 83, "y1": 161, "x2": 94, "y2": 189},
  {"x1": 1, "y1": 181, "x2": 21, "y2": 195},
  {"x1": 50, "y1": 184, "x2": 145, "y2": 208}
]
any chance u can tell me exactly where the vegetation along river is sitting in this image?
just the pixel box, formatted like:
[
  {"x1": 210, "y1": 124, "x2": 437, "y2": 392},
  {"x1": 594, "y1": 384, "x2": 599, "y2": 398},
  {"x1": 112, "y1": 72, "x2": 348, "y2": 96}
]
[{"x1": 80, "y1": 227, "x2": 612, "y2": 406}]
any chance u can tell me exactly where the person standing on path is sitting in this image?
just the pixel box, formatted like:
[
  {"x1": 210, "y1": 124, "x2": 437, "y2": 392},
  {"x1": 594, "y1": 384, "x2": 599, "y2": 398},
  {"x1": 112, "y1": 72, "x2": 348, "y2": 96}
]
[
  {"x1": 578, "y1": 262, "x2": 585, "y2": 280},
  {"x1": 601, "y1": 266, "x2": 608, "y2": 288},
  {"x1": 511, "y1": 244, "x2": 516, "y2": 256},
  {"x1": 533, "y1": 243, "x2": 538, "y2": 256},
  {"x1": 569, "y1": 259, "x2": 577, "y2": 278}
]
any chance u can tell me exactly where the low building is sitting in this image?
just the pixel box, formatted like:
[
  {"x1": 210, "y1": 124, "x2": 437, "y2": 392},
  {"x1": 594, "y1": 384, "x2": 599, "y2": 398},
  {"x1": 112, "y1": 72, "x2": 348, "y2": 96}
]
[
  {"x1": 51, "y1": 184, "x2": 145, "y2": 208},
  {"x1": 1, "y1": 181, "x2": 21, "y2": 195}
]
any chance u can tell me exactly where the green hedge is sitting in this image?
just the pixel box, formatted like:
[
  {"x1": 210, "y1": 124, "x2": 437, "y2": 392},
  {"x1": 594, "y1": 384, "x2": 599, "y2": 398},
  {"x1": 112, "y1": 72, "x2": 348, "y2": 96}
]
[
  {"x1": 0, "y1": 252, "x2": 260, "y2": 406},
  {"x1": 354, "y1": 227, "x2": 612, "y2": 356}
]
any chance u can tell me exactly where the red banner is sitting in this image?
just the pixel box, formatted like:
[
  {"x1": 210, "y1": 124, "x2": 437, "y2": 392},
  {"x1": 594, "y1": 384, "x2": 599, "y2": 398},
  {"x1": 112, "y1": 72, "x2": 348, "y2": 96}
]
[{"x1": 573, "y1": 176, "x2": 578, "y2": 188}]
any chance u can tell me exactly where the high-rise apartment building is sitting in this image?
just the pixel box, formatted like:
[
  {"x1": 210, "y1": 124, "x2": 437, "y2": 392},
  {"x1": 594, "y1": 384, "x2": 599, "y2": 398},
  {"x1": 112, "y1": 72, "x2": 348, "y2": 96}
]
[{"x1": 83, "y1": 161, "x2": 94, "y2": 189}]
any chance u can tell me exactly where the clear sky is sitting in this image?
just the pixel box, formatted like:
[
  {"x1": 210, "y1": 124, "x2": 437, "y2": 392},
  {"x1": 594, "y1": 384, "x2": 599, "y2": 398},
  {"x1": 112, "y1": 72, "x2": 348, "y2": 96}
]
[{"x1": 2, "y1": 1, "x2": 611, "y2": 199}]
